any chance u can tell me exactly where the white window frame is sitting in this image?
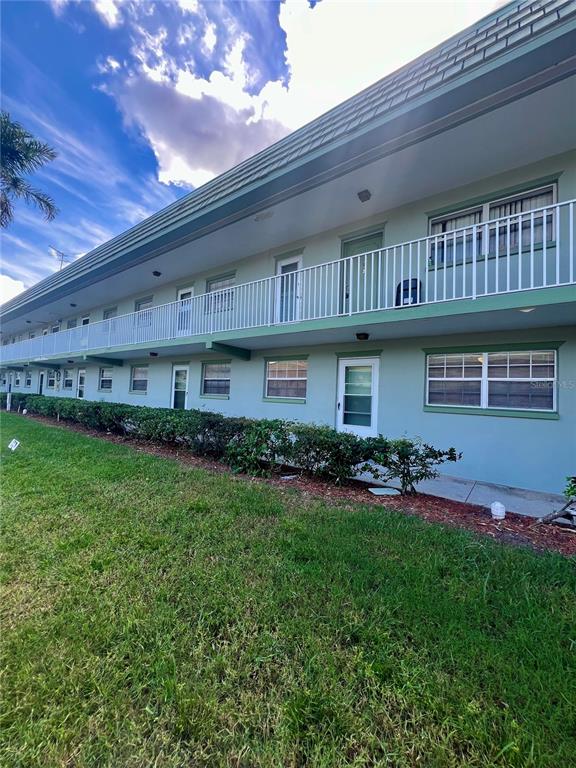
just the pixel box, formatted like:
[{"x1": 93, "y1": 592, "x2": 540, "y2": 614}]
[
  {"x1": 14, "y1": 371, "x2": 21, "y2": 387},
  {"x1": 47, "y1": 370, "x2": 56, "y2": 389},
  {"x1": 429, "y1": 184, "x2": 557, "y2": 236},
  {"x1": 98, "y1": 367, "x2": 113, "y2": 391},
  {"x1": 24, "y1": 371, "x2": 32, "y2": 387},
  {"x1": 265, "y1": 359, "x2": 308, "y2": 400},
  {"x1": 103, "y1": 306, "x2": 118, "y2": 320},
  {"x1": 177, "y1": 286, "x2": 194, "y2": 301},
  {"x1": 426, "y1": 350, "x2": 557, "y2": 413},
  {"x1": 81, "y1": 316, "x2": 90, "y2": 326},
  {"x1": 134, "y1": 296, "x2": 153, "y2": 327},
  {"x1": 130, "y1": 365, "x2": 149, "y2": 394},
  {"x1": 201, "y1": 361, "x2": 231, "y2": 397},
  {"x1": 63, "y1": 369, "x2": 74, "y2": 390},
  {"x1": 205, "y1": 274, "x2": 235, "y2": 313}
]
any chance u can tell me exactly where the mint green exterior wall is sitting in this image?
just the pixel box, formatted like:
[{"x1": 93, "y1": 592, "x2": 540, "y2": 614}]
[{"x1": 17, "y1": 325, "x2": 575, "y2": 496}]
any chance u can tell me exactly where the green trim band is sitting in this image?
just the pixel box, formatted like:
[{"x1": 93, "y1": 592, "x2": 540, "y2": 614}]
[
  {"x1": 200, "y1": 394, "x2": 230, "y2": 400},
  {"x1": 423, "y1": 341, "x2": 565, "y2": 354},
  {"x1": 423, "y1": 405, "x2": 559, "y2": 420},
  {"x1": 263, "y1": 397, "x2": 306, "y2": 404},
  {"x1": 200, "y1": 358, "x2": 231, "y2": 365},
  {"x1": 335, "y1": 349, "x2": 383, "y2": 358}
]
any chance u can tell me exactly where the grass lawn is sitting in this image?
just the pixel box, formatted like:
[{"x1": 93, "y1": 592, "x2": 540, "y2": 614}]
[{"x1": 1, "y1": 413, "x2": 575, "y2": 768}]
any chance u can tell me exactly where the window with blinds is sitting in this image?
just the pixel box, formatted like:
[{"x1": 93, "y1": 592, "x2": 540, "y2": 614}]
[
  {"x1": 130, "y1": 366, "x2": 148, "y2": 393},
  {"x1": 426, "y1": 349, "x2": 556, "y2": 412},
  {"x1": 265, "y1": 359, "x2": 307, "y2": 399},
  {"x1": 202, "y1": 362, "x2": 231, "y2": 395},
  {"x1": 429, "y1": 184, "x2": 556, "y2": 265},
  {"x1": 205, "y1": 275, "x2": 235, "y2": 313},
  {"x1": 98, "y1": 367, "x2": 113, "y2": 391}
]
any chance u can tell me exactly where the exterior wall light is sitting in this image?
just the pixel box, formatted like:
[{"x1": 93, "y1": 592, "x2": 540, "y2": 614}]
[
  {"x1": 356, "y1": 332, "x2": 370, "y2": 341},
  {"x1": 357, "y1": 189, "x2": 371, "y2": 203},
  {"x1": 70, "y1": 303, "x2": 77, "y2": 307},
  {"x1": 152, "y1": 270, "x2": 162, "y2": 277},
  {"x1": 149, "y1": 352, "x2": 158, "y2": 357}
]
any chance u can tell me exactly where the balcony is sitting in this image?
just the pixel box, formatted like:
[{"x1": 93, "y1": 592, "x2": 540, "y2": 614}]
[{"x1": 2, "y1": 200, "x2": 575, "y2": 365}]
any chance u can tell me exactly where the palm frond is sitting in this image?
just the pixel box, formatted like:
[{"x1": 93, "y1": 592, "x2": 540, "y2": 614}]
[{"x1": 0, "y1": 111, "x2": 58, "y2": 227}]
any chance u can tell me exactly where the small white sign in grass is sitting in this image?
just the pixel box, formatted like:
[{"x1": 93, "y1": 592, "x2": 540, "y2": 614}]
[{"x1": 8, "y1": 439, "x2": 20, "y2": 451}]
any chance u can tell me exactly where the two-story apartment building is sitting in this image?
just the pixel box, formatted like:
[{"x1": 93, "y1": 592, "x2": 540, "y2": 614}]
[{"x1": 1, "y1": 0, "x2": 575, "y2": 496}]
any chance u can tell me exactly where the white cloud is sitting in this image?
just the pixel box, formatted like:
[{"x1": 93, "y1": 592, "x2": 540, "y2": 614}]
[
  {"x1": 116, "y1": 73, "x2": 287, "y2": 187},
  {"x1": 0, "y1": 274, "x2": 26, "y2": 304},
  {"x1": 202, "y1": 22, "x2": 217, "y2": 55},
  {"x1": 92, "y1": 0, "x2": 122, "y2": 28},
  {"x1": 258, "y1": 0, "x2": 506, "y2": 130},
  {"x1": 175, "y1": 0, "x2": 199, "y2": 13},
  {"x1": 97, "y1": 55, "x2": 121, "y2": 74},
  {"x1": 99, "y1": 0, "x2": 505, "y2": 187},
  {"x1": 50, "y1": 0, "x2": 122, "y2": 27}
]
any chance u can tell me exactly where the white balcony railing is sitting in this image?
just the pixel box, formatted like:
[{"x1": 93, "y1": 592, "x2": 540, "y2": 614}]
[{"x1": 2, "y1": 200, "x2": 575, "y2": 365}]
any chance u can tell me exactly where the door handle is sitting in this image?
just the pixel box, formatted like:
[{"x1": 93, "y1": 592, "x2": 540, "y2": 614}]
[{"x1": 337, "y1": 401, "x2": 341, "y2": 410}]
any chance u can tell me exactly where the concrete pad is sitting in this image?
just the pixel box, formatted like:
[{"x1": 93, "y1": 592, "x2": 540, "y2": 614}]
[
  {"x1": 355, "y1": 465, "x2": 565, "y2": 520},
  {"x1": 465, "y1": 481, "x2": 564, "y2": 519},
  {"x1": 414, "y1": 474, "x2": 476, "y2": 503},
  {"x1": 368, "y1": 487, "x2": 401, "y2": 496}
]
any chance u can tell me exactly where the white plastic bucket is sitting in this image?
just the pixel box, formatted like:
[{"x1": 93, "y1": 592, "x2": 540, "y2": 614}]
[{"x1": 490, "y1": 501, "x2": 506, "y2": 520}]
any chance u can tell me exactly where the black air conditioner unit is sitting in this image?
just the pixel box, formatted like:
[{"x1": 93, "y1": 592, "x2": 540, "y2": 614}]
[{"x1": 395, "y1": 278, "x2": 422, "y2": 307}]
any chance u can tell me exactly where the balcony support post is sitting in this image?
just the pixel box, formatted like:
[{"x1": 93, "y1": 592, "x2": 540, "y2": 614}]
[{"x1": 204, "y1": 341, "x2": 251, "y2": 360}]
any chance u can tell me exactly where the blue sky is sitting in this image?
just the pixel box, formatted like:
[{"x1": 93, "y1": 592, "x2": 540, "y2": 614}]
[{"x1": 1, "y1": 0, "x2": 503, "y2": 302}]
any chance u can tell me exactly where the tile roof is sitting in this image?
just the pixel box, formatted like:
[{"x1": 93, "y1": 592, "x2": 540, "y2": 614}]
[{"x1": 3, "y1": 0, "x2": 576, "y2": 316}]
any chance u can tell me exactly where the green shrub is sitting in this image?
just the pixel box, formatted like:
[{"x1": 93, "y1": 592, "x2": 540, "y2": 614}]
[
  {"x1": 226, "y1": 419, "x2": 291, "y2": 476},
  {"x1": 0, "y1": 392, "x2": 30, "y2": 410},
  {"x1": 289, "y1": 424, "x2": 371, "y2": 485},
  {"x1": 364, "y1": 437, "x2": 460, "y2": 495},
  {"x1": 5, "y1": 394, "x2": 461, "y2": 490}
]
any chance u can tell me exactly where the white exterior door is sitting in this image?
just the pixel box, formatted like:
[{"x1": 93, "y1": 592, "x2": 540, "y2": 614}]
[
  {"x1": 177, "y1": 287, "x2": 194, "y2": 335},
  {"x1": 275, "y1": 256, "x2": 302, "y2": 323},
  {"x1": 336, "y1": 358, "x2": 380, "y2": 437},
  {"x1": 77, "y1": 368, "x2": 86, "y2": 399},
  {"x1": 172, "y1": 366, "x2": 189, "y2": 409}
]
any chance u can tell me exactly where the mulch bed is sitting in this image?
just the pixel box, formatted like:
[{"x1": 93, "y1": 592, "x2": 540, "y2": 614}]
[{"x1": 13, "y1": 412, "x2": 576, "y2": 557}]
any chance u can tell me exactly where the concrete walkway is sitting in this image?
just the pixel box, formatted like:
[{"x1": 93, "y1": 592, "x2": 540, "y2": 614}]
[{"x1": 359, "y1": 469, "x2": 566, "y2": 520}]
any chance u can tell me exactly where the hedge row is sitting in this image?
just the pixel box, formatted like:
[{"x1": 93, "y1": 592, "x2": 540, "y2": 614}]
[{"x1": 1, "y1": 393, "x2": 460, "y2": 493}]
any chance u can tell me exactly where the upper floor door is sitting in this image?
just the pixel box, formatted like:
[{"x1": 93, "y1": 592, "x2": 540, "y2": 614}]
[
  {"x1": 341, "y1": 232, "x2": 383, "y2": 314},
  {"x1": 177, "y1": 287, "x2": 194, "y2": 335},
  {"x1": 275, "y1": 256, "x2": 302, "y2": 323}
]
